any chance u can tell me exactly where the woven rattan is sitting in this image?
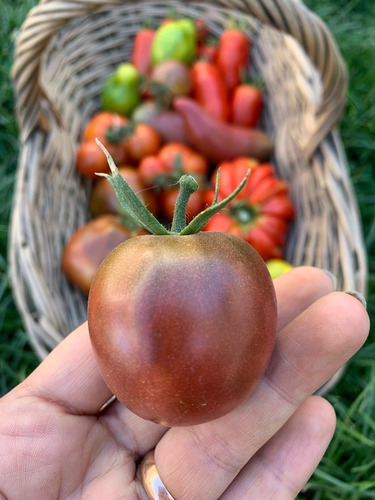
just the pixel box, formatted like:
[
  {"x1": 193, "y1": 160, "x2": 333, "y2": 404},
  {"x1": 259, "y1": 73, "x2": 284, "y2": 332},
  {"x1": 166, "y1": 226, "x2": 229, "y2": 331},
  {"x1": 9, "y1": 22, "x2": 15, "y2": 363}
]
[{"x1": 10, "y1": 0, "x2": 367, "y2": 377}]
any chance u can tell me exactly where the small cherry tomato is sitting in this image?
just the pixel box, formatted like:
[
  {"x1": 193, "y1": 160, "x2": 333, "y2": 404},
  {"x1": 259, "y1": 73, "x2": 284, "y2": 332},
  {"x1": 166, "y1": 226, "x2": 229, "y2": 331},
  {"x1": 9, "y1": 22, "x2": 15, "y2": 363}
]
[
  {"x1": 62, "y1": 214, "x2": 146, "y2": 295},
  {"x1": 125, "y1": 124, "x2": 162, "y2": 163},
  {"x1": 158, "y1": 142, "x2": 209, "y2": 177},
  {"x1": 138, "y1": 155, "x2": 170, "y2": 187},
  {"x1": 230, "y1": 84, "x2": 263, "y2": 127},
  {"x1": 101, "y1": 63, "x2": 141, "y2": 117},
  {"x1": 151, "y1": 60, "x2": 193, "y2": 97},
  {"x1": 76, "y1": 141, "x2": 110, "y2": 178}
]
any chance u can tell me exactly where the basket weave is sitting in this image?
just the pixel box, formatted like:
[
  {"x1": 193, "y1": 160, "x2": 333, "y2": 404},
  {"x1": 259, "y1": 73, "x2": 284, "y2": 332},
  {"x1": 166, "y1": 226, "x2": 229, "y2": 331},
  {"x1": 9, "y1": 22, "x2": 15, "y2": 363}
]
[{"x1": 10, "y1": 0, "x2": 367, "y2": 376}]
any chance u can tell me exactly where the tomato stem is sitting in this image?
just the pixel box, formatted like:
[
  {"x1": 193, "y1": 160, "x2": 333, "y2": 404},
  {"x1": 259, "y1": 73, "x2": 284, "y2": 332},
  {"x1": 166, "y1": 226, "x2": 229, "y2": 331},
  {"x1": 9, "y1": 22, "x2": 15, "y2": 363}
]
[
  {"x1": 170, "y1": 175, "x2": 199, "y2": 233},
  {"x1": 96, "y1": 140, "x2": 251, "y2": 236}
]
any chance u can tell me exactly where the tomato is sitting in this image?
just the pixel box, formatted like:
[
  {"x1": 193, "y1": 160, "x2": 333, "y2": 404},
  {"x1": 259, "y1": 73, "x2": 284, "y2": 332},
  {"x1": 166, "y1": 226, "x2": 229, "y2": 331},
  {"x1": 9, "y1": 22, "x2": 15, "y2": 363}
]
[
  {"x1": 191, "y1": 60, "x2": 228, "y2": 121},
  {"x1": 62, "y1": 214, "x2": 146, "y2": 295},
  {"x1": 101, "y1": 63, "x2": 141, "y2": 116},
  {"x1": 151, "y1": 60, "x2": 193, "y2": 96},
  {"x1": 125, "y1": 123, "x2": 161, "y2": 163},
  {"x1": 230, "y1": 84, "x2": 263, "y2": 127},
  {"x1": 76, "y1": 141, "x2": 110, "y2": 178},
  {"x1": 203, "y1": 159, "x2": 295, "y2": 260},
  {"x1": 88, "y1": 231, "x2": 277, "y2": 426},
  {"x1": 158, "y1": 142, "x2": 209, "y2": 177},
  {"x1": 89, "y1": 166, "x2": 158, "y2": 217},
  {"x1": 151, "y1": 19, "x2": 197, "y2": 66},
  {"x1": 131, "y1": 28, "x2": 155, "y2": 76},
  {"x1": 81, "y1": 112, "x2": 128, "y2": 166},
  {"x1": 138, "y1": 155, "x2": 170, "y2": 187},
  {"x1": 197, "y1": 43, "x2": 218, "y2": 64},
  {"x1": 266, "y1": 259, "x2": 294, "y2": 279},
  {"x1": 216, "y1": 29, "x2": 250, "y2": 92}
]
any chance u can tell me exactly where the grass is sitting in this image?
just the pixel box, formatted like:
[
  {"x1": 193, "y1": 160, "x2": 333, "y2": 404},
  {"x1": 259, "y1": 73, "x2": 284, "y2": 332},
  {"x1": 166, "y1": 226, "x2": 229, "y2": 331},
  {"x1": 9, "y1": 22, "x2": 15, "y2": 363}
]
[{"x1": 0, "y1": 0, "x2": 374, "y2": 497}]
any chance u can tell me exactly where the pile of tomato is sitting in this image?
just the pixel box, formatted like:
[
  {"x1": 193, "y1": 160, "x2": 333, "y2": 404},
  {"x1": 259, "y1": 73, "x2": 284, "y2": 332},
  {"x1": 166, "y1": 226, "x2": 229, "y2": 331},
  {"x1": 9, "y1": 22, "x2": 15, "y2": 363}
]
[{"x1": 62, "y1": 16, "x2": 295, "y2": 295}]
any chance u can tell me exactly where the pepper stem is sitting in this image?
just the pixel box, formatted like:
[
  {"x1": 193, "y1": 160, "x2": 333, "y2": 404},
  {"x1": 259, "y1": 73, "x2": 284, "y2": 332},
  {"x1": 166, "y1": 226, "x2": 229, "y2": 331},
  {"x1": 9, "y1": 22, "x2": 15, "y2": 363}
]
[{"x1": 170, "y1": 175, "x2": 199, "y2": 234}]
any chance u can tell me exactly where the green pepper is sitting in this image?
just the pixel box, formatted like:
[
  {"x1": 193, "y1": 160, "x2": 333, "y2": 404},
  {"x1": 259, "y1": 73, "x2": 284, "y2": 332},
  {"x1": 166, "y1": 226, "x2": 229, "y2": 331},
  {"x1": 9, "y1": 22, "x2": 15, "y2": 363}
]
[
  {"x1": 101, "y1": 63, "x2": 141, "y2": 116},
  {"x1": 151, "y1": 19, "x2": 197, "y2": 66}
]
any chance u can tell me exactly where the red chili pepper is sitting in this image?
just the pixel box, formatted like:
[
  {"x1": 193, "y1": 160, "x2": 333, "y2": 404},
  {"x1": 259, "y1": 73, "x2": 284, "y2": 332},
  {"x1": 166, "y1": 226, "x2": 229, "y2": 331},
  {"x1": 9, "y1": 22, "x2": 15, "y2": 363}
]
[
  {"x1": 191, "y1": 60, "x2": 229, "y2": 121},
  {"x1": 131, "y1": 28, "x2": 155, "y2": 76},
  {"x1": 230, "y1": 84, "x2": 263, "y2": 127},
  {"x1": 216, "y1": 29, "x2": 250, "y2": 92}
]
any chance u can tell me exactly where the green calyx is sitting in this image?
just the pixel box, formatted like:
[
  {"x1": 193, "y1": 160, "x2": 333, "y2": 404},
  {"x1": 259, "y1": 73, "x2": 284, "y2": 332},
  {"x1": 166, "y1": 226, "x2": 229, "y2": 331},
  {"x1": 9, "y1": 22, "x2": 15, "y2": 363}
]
[{"x1": 96, "y1": 139, "x2": 250, "y2": 236}]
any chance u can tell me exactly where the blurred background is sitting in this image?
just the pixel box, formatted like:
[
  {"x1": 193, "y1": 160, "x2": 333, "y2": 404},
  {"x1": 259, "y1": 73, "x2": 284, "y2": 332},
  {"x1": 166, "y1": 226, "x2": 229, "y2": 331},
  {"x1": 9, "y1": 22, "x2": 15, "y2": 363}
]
[{"x1": 1, "y1": 1, "x2": 374, "y2": 497}]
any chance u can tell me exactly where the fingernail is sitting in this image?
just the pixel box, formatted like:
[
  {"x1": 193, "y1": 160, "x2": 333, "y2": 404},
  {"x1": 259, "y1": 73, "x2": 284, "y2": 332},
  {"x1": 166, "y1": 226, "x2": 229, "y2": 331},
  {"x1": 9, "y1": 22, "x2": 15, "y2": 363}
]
[
  {"x1": 345, "y1": 290, "x2": 367, "y2": 309},
  {"x1": 321, "y1": 269, "x2": 338, "y2": 291}
]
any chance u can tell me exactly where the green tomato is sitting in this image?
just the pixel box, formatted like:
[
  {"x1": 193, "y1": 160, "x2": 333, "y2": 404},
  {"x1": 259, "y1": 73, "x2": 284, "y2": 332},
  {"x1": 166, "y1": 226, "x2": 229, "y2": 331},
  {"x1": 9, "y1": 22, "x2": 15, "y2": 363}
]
[
  {"x1": 101, "y1": 63, "x2": 141, "y2": 116},
  {"x1": 266, "y1": 259, "x2": 294, "y2": 280},
  {"x1": 151, "y1": 19, "x2": 197, "y2": 66}
]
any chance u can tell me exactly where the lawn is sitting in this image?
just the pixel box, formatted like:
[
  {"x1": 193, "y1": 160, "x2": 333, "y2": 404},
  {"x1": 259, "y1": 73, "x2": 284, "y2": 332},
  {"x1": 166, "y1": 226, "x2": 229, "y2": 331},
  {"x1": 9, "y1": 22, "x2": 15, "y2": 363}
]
[{"x1": 1, "y1": 0, "x2": 374, "y2": 497}]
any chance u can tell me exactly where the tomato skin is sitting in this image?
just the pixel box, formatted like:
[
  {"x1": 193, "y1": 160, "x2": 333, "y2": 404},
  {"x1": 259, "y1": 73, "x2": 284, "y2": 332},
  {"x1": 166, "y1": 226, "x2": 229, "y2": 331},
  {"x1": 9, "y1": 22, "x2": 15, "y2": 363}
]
[
  {"x1": 191, "y1": 60, "x2": 228, "y2": 121},
  {"x1": 62, "y1": 214, "x2": 145, "y2": 295},
  {"x1": 203, "y1": 160, "x2": 294, "y2": 260},
  {"x1": 88, "y1": 232, "x2": 277, "y2": 426},
  {"x1": 76, "y1": 141, "x2": 110, "y2": 178},
  {"x1": 230, "y1": 84, "x2": 263, "y2": 127},
  {"x1": 131, "y1": 28, "x2": 155, "y2": 76},
  {"x1": 151, "y1": 60, "x2": 193, "y2": 97},
  {"x1": 89, "y1": 166, "x2": 158, "y2": 217},
  {"x1": 125, "y1": 124, "x2": 161, "y2": 163},
  {"x1": 216, "y1": 29, "x2": 250, "y2": 92}
]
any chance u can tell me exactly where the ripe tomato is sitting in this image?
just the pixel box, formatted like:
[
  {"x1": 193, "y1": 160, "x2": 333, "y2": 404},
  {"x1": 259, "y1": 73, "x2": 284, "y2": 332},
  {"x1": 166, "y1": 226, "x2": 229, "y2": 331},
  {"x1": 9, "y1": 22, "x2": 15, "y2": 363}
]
[
  {"x1": 131, "y1": 28, "x2": 155, "y2": 76},
  {"x1": 216, "y1": 29, "x2": 250, "y2": 92},
  {"x1": 82, "y1": 112, "x2": 128, "y2": 166},
  {"x1": 62, "y1": 214, "x2": 146, "y2": 295},
  {"x1": 88, "y1": 231, "x2": 277, "y2": 426},
  {"x1": 158, "y1": 142, "x2": 209, "y2": 177},
  {"x1": 76, "y1": 141, "x2": 110, "y2": 178},
  {"x1": 138, "y1": 155, "x2": 170, "y2": 187},
  {"x1": 89, "y1": 166, "x2": 158, "y2": 217},
  {"x1": 125, "y1": 124, "x2": 161, "y2": 163},
  {"x1": 203, "y1": 159, "x2": 295, "y2": 260},
  {"x1": 191, "y1": 60, "x2": 228, "y2": 121}
]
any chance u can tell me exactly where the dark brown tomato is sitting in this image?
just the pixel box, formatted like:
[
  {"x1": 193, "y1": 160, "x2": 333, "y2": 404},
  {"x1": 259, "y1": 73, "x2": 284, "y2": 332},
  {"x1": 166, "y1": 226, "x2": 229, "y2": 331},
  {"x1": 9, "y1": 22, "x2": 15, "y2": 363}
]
[
  {"x1": 62, "y1": 214, "x2": 146, "y2": 295},
  {"x1": 88, "y1": 232, "x2": 277, "y2": 426},
  {"x1": 89, "y1": 167, "x2": 158, "y2": 217}
]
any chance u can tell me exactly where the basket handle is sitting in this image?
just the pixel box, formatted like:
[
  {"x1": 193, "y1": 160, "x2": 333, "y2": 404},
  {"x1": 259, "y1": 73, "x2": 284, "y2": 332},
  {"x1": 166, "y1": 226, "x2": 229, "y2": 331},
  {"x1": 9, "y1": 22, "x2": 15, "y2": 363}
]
[{"x1": 12, "y1": 0, "x2": 347, "y2": 158}]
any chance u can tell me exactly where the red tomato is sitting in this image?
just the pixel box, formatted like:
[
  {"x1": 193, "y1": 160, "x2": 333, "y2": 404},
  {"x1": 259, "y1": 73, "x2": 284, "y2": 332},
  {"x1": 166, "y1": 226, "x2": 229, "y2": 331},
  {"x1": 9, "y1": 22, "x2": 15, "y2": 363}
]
[
  {"x1": 125, "y1": 124, "x2": 162, "y2": 163},
  {"x1": 230, "y1": 84, "x2": 263, "y2": 127},
  {"x1": 203, "y1": 159, "x2": 294, "y2": 260},
  {"x1": 88, "y1": 231, "x2": 277, "y2": 426},
  {"x1": 76, "y1": 141, "x2": 110, "y2": 178},
  {"x1": 89, "y1": 166, "x2": 158, "y2": 217},
  {"x1": 158, "y1": 142, "x2": 209, "y2": 177},
  {"x1": 62, "y1": 214, "x2": 147, "y2": 295},
  {"x1": 197, "y1": 43, "x2": 218, "y2": 64},
  {"x1": 138, "y1": 155, "x2": 170, "y2": 187},
  {"x1": 191, "y1": 60, "x2": 228, "y2": 121},
  {"x1": 216, "y1": 29, "x2": 250, "y2": 92},
  {"x1": 82, "y1": 111, "x2": 128, "y2": 165}
]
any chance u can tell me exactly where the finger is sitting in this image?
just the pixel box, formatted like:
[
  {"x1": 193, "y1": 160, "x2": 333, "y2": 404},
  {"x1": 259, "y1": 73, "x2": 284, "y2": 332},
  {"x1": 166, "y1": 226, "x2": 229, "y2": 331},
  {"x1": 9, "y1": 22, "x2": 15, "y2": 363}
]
[
  {"x1": 274, "y1": 266, "x2": 335, "y2": 331},
  {"x1": 12, "y1": 322, "x2": 112, "y2": 415},
  {"x1": 155, "y1": 291, "x2": 369, "y2": 500},
  {"x1": 220, "y1": 396, "x2": 336, "y2": 499}
]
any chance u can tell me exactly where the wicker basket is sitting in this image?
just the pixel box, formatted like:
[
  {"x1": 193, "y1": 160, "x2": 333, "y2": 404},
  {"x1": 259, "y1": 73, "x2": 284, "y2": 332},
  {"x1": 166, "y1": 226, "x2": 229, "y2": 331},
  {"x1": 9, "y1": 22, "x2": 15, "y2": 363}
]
[{"x1": 10, "y1": 0, "x2": 367, "y2": 385}]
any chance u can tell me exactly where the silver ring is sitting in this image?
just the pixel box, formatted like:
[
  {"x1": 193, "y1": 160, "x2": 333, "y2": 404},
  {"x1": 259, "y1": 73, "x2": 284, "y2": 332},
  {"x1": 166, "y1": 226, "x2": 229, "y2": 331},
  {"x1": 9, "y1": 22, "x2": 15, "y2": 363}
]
[{"x1": 139, "y1": 450, "x2": 175, "y2": 500}]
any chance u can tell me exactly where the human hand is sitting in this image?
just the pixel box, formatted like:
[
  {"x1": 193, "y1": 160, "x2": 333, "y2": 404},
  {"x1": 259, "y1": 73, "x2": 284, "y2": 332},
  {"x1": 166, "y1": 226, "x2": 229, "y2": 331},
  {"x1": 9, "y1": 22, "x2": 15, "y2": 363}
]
[{"x1": 0, "y1": 267, "x2": 369, "y2": 499}]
